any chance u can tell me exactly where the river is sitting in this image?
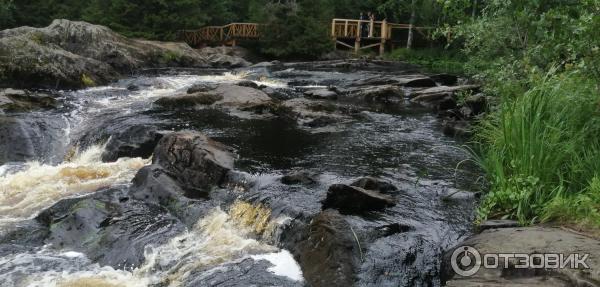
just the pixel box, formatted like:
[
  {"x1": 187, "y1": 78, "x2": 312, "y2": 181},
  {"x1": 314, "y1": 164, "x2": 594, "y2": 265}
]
[{"x1": 0, "y1": 61, "x2": 479, "y2": 286}]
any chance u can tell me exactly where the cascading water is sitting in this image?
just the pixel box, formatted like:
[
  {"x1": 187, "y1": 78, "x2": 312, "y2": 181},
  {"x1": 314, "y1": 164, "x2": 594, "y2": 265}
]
[{"x1": 0, "y1": 64, "x2": 479, "y2": 287}]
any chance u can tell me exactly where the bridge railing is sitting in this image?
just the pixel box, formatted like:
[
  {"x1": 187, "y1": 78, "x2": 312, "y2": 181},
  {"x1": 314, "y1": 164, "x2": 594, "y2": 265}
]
[
  {"x1": 331, "y1": 18, "x2": 389, "y2": 39},
  {"x1": 179, "y1": 23, "x2": 260, "y2": 47}
]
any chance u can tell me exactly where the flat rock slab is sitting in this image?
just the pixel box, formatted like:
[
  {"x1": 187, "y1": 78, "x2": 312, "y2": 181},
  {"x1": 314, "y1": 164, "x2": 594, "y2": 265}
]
[
  {"x1": 411, "y1": 85, "x2": 480, "y2": 103},
  {"x1": 442, "y1": 227, "x2": 600, "y2": 286},
  {"x1": 323, "y1": 184, "x2": 396, "y2": 214}
]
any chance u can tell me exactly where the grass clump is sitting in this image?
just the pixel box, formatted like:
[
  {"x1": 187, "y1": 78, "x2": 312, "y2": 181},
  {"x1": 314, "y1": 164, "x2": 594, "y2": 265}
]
[
  {"x1": 81, "y1": 73, "x2": 95, "y2": 87},
  {"x1": 474, "y1": 71, "x2": 600, "y2": 229}
]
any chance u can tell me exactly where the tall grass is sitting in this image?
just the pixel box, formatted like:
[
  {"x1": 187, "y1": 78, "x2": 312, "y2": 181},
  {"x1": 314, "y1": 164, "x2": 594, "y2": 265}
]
[{"x1": 475, "y1": 71, "x2": 600, "y2": 227}]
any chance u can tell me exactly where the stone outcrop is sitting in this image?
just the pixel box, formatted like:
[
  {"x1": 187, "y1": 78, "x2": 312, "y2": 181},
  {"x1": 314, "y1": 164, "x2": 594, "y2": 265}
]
[
  {"x1": 442, "y1": 227, "x2": 600, "y2": 286},
  {"x1": 323, "y1": 184, "x2": 396, "y2": 214},
  {"x1": 152, "y1": 131, "x2": 235, "y2": 196},
  {"x1": 0, "y1": 19, "x2": 211, "y2": 89},
  {"x1": 101, "y1": 125, "x2": 165, "y2": 162}
]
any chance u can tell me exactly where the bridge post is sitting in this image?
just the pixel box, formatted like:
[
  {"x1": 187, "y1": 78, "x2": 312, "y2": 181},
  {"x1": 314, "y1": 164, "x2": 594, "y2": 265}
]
[
  {"x1": 355, "y1": 20, "x2": 362, "y2": 54},
  {"x1": 380, "y1": 19, "x2": 387, "y2": 56}
]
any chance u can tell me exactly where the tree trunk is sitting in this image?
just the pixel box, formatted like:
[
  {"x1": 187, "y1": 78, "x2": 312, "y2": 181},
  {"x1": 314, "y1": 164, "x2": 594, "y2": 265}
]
[{"x1": 406, "y1": 0, "x2": 416, "y2": 49}]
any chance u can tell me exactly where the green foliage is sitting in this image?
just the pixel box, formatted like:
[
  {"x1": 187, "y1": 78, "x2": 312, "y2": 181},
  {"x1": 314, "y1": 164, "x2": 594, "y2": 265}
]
[
  {"x1": 0, "y1": 0, "x2": 15, "y2": 29},
  {"x1": 257, "y1": 0, "x2": 334, "y2": 59},
  {"x1": 81, "y1": 74, "x2": 95, "y2": 87},
  {"x1": 387, "y1": 47, "x2": 466, "y2": 74},
  {"x1": 475, "y1": 72, "x2": 600, "y2": 226}
]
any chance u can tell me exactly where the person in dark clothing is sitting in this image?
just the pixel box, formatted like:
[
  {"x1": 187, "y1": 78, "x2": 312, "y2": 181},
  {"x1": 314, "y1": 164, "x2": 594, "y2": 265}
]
[{"x1": 360, "y1": 12, "x2": 368, "y2": 38}]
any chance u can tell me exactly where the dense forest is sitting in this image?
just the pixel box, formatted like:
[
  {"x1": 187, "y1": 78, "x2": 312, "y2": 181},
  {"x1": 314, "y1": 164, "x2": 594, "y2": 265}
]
[{"x1": 1, "y1": 0, "x2": 600, "y2": 230}]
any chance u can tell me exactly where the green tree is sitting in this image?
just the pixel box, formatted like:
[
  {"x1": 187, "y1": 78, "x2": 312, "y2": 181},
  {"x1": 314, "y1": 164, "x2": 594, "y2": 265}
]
[{"x1": 0, "y1": 0, "x2": 15, "y2": 29}]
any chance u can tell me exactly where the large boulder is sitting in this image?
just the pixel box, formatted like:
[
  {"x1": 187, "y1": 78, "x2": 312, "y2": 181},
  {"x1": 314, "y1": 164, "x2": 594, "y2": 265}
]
[
  {"x1": 287, "y1": 210, "x2": 358, "y2": 287},
  {"x1": 35, "y1": 187, "x2": 185, "y2": 269},
  {"x1": 153, "y1": 132, "x2": 235, "y2": 196},
  {"x1": 197, "y1": 46, "x2": 252, "y2": 68},
  {"x1": 0, "y1": 117, "x2": 36, "y2": 163},
  {"x1": 156, "y1": 84, "x2": 274, "y2": 115},
  {"x1": 345, "y1": 85, "x2": 404, "y2": 102},
  {"x1": 441, "y1": 227, "x2": 600, "y2": 286},
  {"x1": 350, "y1": 177, "x2": 398, "y2": 194},
  {"x1": 323, "y1": 184, "x2": 396, "y2": 214},
  {"x1": 101, "y1": 125, "x2": 165, "y2": 162},
  {"x1": 0, "y1": 19, "x2": 209, "y2": 89}
]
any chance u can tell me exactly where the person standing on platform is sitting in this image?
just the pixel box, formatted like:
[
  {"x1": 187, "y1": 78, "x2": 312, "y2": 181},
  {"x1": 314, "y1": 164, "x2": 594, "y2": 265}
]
[{"x1": 360, "y1": 12, "x2": 368, "y2": 38}]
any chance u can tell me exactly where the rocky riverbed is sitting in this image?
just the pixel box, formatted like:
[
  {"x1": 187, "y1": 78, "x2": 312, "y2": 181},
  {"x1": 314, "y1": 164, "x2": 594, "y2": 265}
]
[{"x1": 2, "y1": 20, "x2": 597, "y2": 287}]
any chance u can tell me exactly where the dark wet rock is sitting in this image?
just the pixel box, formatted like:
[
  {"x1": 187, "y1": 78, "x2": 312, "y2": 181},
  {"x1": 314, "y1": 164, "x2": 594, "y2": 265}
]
[
  {"x1": 101, "y1": 125, "x2": 165, "y2": 162},
  {"x1": 437, "y1": 96, "x2": 458, "y2": 111},
  {"x1": 430, "y1": 74, "x2": 458, "y2": 86},
  {"x1": 0, "y1": 89, "x2": 58, "y2": 112},
  {"x1": 187, "y1": 83, "x2": 218, "y2": 94},
  {"x1": 153, "y1": 132, "x2": 235, "y2": 196},
  {"x1": 399, "y1": 77, "x2": 437, "y2": 88},
  {"x1": 184, "y1": 257, "x2": 304, "y2": 287},
  {"x1": 374, "y1": 223, "x2": 413, "y2": 237},
  {"x1": 441, "y1": 227, "x2": 600, "y2": 286},
  {"x1": 323, "y1": 184, "x2": 396, "y2": 214},
  {"x1": 126, "y1": 84, "x2": 139, "y2": 91},
  {"x1": 262, "y1": 87, "x2": 296, "y2": 101},
  {"x1": 346, "y1": 85, "x2": 404, "y2": 102},
  {"x1": 130, "y1": 164, "x2": 214, "y2": 226},
  {"x1": 0, "y1": 220, "x2": 49, "y2": 246},
  {"x1": 350, "y1": 177, "x2": 398, "y2": 194},
  {"x1": 463, "y1": 93, "x2": 487, "y2": 116},
  {"x1": 281, "y1": 170, "x2": 318, "y2": 185},
  {"x1": 155, "y1": 92, "x2": 223, "y2": 107},
  {"x1": 477, "y1": 219, "x2": 519, "y2": 231},
  {"x1": 197, "y1": 46, "x2": 253, "y2": 68},
  {"x1": 410, "y1": 85, "x2": 480, "y2": 103},
  {"x1": 443, "y1": 120, "x2": 472, "y2": 138},
  {"x1": 0, "y1": 117, "x2": 36, "y2": 163},
  {"x1": 303, "y1": 116, "x2": 337, "y2": 128},
  {"x1": 304, "y1": 89, "x2": 338, "y2": 100},
  {"x1": 320, "y1": 50, "x2": 351, "y2": 61},
  {"x1": 236, "y1": 80, "x2": 259, "y2": 89},
  {"x1": 287, "y1": 209, "x2": 358, "y2": 287},
  {"x1": 0, "y1": 19, "x2": 209, "y2": 89},
  {"x1": 35, "y1": 187, "x2": 185, "y2": 269}
]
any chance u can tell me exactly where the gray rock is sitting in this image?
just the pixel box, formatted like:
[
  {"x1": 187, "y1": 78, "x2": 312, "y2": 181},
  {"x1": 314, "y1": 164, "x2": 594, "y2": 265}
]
[
  {"x1": 35, "y1": 187, "x2": 185, "y2": 269},
  {"x1": 153, "y1": 132, "x2": 235, "y2": 197},
  {"x1": 155, "y1": 92, "x2": 223, "y2": 107},
  {"x1": 0, "y1": 19, "x2": 209, "y2": 89},
  {"x1": 442, "y1": 227, "x2": 600, "y2": 286},
  {"x1": 281, "y1": 170, "x2": 318, "y2": 185},
  {"x1": 346, "y1": 85, "x2": 404, "y2": 102},
  {"x1": 350, "y1": 177, "x2": 398, "y2": 194},
  {"x1": 0, "y1": 89, "x2": 57, "y2": 112},
  {"x1": 288, "y1": 209, "x2": 358, "y2": 287},
  {"x1": 0, "y1": 117, "x2": 36, "y2": 163},
  {"x1": 410, "y1": 85, "x2": 480, "y2": 103},
  {"x1": 323, "y1": 184, "x2": 396, "y2": 214},
  {"x1": 101, "y1": 125, "x2": 165, "y2": 162},
  {"x1": 187, "y1": 83, "x2": 218, "y2": 94},
  {"x1": 304, "y1": 89, "x2": 338, "y2": 100}
]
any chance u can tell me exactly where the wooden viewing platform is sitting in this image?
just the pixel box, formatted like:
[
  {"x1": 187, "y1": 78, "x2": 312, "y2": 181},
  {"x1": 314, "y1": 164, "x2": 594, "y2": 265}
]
[
  {"x1": 331, "y1": 18, "x2": 430, "y2": 55},
  {"x1": 179, "y1": 19, "x2": 431, "y2": 55}
]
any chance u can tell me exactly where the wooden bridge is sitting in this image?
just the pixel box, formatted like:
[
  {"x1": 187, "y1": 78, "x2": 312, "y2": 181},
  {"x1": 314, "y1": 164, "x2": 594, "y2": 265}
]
[
  {"x1": 179, "y1": 23, "x2": 260, "y2": 47},
  {"x1": 179, "y1": 19, "x2": 430, "y2": 55}
]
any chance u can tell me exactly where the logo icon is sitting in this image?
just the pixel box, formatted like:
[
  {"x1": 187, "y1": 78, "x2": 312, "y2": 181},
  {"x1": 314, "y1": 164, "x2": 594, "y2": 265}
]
[{"x1": 450, "y1": 246, "x2": 481, "y2": 277}]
